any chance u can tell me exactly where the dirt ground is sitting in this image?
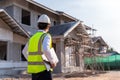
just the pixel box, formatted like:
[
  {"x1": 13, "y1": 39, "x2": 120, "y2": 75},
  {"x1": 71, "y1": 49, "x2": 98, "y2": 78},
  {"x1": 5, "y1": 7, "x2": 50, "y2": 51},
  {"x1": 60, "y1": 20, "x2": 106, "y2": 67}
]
[
  {"x1": 54, "y1": 71, "x2": 120, "y2": 80},
  {"x1": 0, "y1": 71, "x2": 120, "y2": 80}
]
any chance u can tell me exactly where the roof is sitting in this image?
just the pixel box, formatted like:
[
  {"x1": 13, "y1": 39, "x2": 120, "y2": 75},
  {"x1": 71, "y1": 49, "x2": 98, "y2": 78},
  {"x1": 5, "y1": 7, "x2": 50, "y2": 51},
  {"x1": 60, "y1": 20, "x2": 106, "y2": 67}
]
[
  {"x1": 0, "y1": 9, "x2": 30, "y2": 37},
  {"x1": 84, "y1": 25, "x2": 97, "y2": 31},
  {"x1": 22, "y1": 20, "x2": 88, "y2": 39},
  {"x1": 27, "y1": 0, "x2": 78, "y2": 21},
  {"x1": 21, "y1": 21, "x2": 81, "y2": 38},
  {"x1": 92, "y1": 36, "x2": 108, "y2": 46},
  {"x1": 21, "y1": 26, "x2": 37, "y2": 36},
  {"x1": 84, "y1": 25, "x2": 92, "y2": 30},
  {"x1": 56, "y1": 11, "x2": 78, "y2": 21},
  {"x1": 26, "y1": 0, "x2": 58, "y2": 15},
  {"x1": 22, "y1": 21, "x2": 81, "y2": 38},
  {"x1": 49, "y1": 21, "x2": 80, "y2": 38}
]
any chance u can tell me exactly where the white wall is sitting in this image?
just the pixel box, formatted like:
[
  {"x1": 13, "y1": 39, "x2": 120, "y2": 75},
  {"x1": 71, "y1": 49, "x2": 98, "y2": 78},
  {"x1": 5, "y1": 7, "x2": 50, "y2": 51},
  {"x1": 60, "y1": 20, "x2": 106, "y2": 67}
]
[
  {"x1": 13, "y1": 33, "x2": 28, "y2": 44},
  {"x1": 0, "y1": 19, "x2": 13, "y2": 41},
  {"x1": 65, "y1": 46, "x2": 76, "y2": 67},
  {"x1": 0, "y1": 18, "x2": 28, "y2": 61},
  {"x1": 7, "y1": 42, "x2": 21, "y2": 61},
  {"x1": 14, "y1": 5, "x2": 38, "y2": 28}
]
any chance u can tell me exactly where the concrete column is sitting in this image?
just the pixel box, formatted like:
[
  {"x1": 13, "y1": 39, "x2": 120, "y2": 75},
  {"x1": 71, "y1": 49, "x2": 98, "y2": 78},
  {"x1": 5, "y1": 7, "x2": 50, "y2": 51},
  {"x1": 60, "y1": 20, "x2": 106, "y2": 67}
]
[
  {"x1": 79, "y1": 53, "x2": 84, "y2": 72},
  {"x1": 7, "y1": 41, "x2": 21, "y2": 61},
  {"x1": 79, "y1": 48, "x2": 84, "y2": 72},
  {"x1": 53, "y1": 38, "x2": 65, "y2": 73},
  {"x1": 58, "y1": 16, "x2": 64, "y2": 24},
  {"x1": 14, "y1": 5, "x2": 21, "y2": 23},
  {"x1": 31, "y1": 11, "x2": 37, "y2": 28},
  {"x1": 76, "y1": 53, "x2": 80, "y2": 66}
]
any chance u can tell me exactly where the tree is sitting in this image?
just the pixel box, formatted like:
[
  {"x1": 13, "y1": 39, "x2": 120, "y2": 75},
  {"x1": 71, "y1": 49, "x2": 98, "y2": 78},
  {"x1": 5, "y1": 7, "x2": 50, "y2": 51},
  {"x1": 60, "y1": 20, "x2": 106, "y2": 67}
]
[{"x1": 107, "y1": 47, "x2": 114, "y2": 53}]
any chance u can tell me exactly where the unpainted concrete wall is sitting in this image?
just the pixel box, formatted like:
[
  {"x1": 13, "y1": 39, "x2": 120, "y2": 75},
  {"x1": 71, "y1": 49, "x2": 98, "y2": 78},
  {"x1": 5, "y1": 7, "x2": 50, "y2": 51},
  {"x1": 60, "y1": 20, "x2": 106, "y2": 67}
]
[
  {"x1": 13, "y1": 33, "x2": 28, "y2": 45},
  {"x1": 0, "y1": 19, "x2": 13, "y2": 41},
  {"x1": 0, "y1": 18, "x2": 27, "y2": 61},
  {"x1": 5, "y1": 5, "x2": 14, "y2": 17},
  {"x1": 7, "y1": 42, "x2": 21, "y2": 61}
]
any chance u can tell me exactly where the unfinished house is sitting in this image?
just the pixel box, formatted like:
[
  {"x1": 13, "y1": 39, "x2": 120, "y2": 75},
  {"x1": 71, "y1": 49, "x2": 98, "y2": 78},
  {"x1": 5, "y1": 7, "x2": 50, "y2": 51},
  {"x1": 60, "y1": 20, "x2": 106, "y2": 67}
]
[
  {"x1": 82, "y1": 25, "x2": 108, "y2": 55},
  {"x1": 0, "y1": 9, "x2": 29, "y2": 75},
  {"x1": 83, "y1": 25, "x2": 103, "y2": 54},
  {"x1": 0, "y1": 0, "x2": 90, "y2": 74},
  {"x1": 49, "y1": 21, "x2": 89, "y2": 73},
  {"x1": 92, "y1": 36, "x2": 108, "y2": 54}
]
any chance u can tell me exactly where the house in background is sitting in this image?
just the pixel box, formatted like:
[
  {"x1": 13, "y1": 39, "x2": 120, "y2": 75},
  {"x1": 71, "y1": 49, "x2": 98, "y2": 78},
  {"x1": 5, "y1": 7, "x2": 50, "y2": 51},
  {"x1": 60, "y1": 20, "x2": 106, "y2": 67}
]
[
  {"x1": 82, "y1": 25, "x2": 108, "y2": 55},
  {"x1": 49, "y1": 21, "x2": 89, "y2": 73},
  {"x1": 0, "y1": 0, "x2": 107, "y2": 74},
  {"x1": 92, "y1": 36, "x2": 108, "y2": 54}
]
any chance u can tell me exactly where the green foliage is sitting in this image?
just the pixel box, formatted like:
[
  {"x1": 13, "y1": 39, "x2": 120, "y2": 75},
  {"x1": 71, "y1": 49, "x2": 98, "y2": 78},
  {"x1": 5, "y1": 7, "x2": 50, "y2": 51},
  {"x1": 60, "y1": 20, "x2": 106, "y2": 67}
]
[{"x1": 107, "y1": 47, "x2": 114, "y2": 53}]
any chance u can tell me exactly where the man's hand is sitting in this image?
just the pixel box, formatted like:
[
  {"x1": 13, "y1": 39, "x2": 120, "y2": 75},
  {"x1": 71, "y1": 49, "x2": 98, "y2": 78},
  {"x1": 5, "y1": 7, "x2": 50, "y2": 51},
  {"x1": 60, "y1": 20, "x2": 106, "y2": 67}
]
[{"x1": 50, "y1": 63, "x2": 56, "y2": 68}]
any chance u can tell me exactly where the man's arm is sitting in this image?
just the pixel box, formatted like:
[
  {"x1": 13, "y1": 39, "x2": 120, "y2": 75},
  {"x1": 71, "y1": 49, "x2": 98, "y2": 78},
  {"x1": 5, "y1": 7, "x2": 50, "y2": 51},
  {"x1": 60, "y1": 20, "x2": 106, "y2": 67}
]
[
  {"x1": 42, "y1": 34, "x2": 56, "y2": 68},
  {"x1": 22, "y1": 42, "x2": 28, "y2": 60}
]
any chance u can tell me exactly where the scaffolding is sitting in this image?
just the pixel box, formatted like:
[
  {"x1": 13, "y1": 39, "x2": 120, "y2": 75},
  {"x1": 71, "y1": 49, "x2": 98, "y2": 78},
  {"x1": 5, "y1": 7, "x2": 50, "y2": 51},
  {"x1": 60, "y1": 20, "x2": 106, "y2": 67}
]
[
  {"x1": 83, "y1": 26, "x2": 105, "y2": 74},
  {"x1": 63, "y1": 23, "x2": 106, "y2": 74}
]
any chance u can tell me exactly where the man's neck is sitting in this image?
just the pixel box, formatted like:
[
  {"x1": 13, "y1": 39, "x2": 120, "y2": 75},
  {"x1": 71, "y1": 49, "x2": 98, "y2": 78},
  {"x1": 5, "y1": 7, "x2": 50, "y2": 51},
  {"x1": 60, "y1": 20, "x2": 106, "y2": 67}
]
[{"x1": 38, "y1": 29, "x2": 48, "y2": 33}]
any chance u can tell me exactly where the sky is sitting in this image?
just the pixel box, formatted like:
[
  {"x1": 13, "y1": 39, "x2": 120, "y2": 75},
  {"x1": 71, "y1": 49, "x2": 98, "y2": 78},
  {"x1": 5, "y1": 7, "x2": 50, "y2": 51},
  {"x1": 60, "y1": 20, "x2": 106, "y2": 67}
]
[{"x1": 35, "y1": 0, "x2": 120, "y2": 52}]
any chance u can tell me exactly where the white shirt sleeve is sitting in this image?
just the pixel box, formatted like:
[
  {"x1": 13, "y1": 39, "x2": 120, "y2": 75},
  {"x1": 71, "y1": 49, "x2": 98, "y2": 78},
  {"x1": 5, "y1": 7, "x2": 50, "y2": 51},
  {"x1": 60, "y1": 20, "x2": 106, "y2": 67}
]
[
  {"x1": 42, "y1": 34, "x2": 55, "y2": 64},
  {"x1": 22, "y1": 42, "x2": 28, "y2": 60}
]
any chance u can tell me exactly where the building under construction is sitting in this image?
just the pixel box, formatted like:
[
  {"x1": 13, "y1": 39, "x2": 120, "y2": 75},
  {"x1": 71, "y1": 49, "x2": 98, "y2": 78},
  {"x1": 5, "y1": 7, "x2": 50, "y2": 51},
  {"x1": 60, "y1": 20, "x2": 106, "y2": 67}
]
[{"x1": 0, "y1": 0, "x2": 108, "y2": 75}]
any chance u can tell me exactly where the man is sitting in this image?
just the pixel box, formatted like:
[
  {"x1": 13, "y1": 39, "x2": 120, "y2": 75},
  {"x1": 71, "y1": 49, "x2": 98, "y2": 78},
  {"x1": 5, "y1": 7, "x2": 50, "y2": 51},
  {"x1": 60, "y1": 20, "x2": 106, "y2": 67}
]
[{"x1": 23, "y1": 14, "x2": 57, "y2": 80}]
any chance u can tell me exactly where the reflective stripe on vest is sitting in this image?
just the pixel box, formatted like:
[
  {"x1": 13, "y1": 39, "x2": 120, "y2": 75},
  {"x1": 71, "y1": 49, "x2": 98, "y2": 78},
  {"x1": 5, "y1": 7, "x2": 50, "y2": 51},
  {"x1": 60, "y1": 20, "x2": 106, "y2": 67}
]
[
  {"x1": 28, "y1": 62, "x2": 44, "y2": 65},
  {"x1": 27, "y1": 32, "x2": 49, "y2": 73}
]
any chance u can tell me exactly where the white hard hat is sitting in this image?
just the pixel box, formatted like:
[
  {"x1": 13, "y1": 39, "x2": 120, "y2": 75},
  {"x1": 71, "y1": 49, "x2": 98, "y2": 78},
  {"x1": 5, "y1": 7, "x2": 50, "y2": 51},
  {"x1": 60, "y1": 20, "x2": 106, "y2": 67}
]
[{"x1": 37, "y1": 14, "x2": 51, "y2": 24}]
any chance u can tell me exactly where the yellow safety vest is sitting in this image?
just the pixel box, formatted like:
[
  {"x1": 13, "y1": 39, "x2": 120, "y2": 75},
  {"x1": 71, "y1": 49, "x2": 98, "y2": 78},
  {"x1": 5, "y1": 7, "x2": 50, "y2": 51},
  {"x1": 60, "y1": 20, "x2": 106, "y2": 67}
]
[{"x1": 27, "y1": 31, "x2": 52, "y2": 73}]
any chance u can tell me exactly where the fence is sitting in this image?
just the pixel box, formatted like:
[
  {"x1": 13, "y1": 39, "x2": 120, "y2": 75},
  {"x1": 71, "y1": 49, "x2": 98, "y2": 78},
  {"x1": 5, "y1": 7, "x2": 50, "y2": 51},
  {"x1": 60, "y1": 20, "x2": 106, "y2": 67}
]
[{"x1": 84, "y1": 54, "x2": 120, "y2": 70}]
